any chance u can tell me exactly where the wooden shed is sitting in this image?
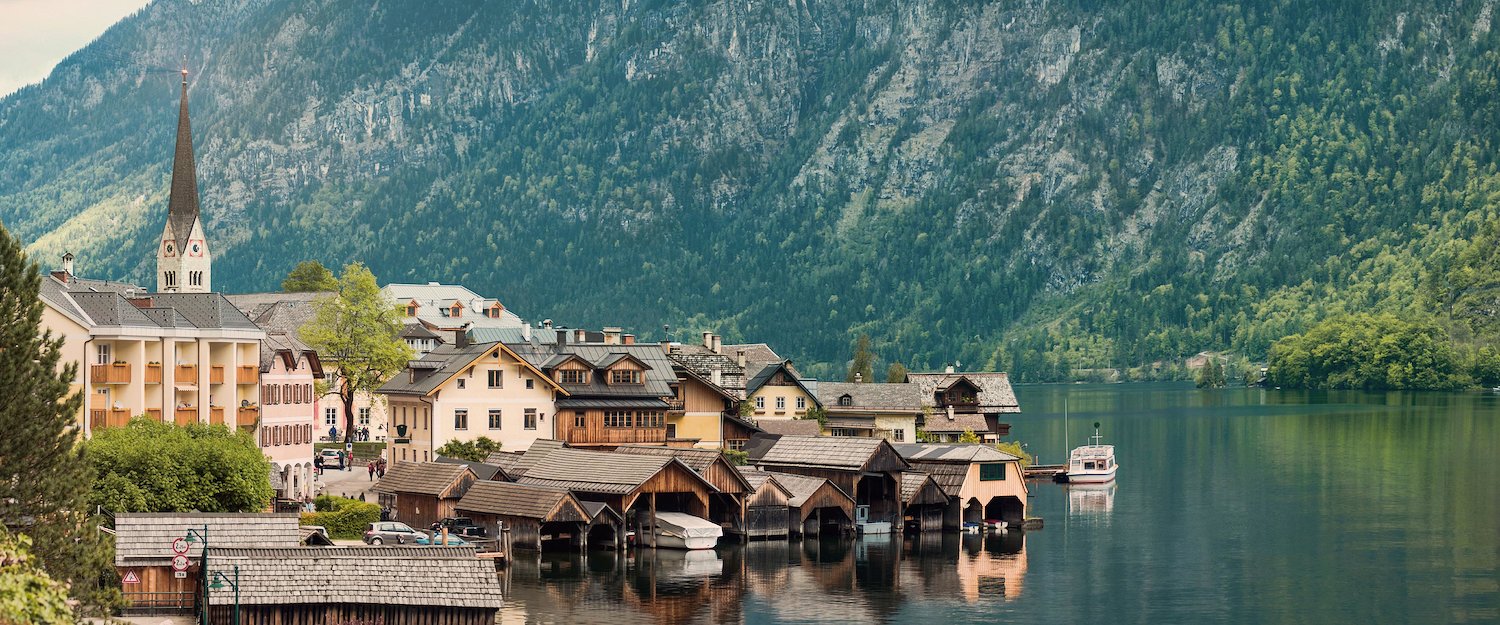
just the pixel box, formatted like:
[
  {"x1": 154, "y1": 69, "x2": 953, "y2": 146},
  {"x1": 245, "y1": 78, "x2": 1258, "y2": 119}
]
[
  {"x1": 517, "y1": 447, "x2": 721, "y2": 548},
  {"x1": 612, "y1": 445, "x2": 752, "y2": 536},
  {"x1": 735, "y1": 467, "x2": 793, "y2": 539},
  {"x1": 204, "y1": 547, "x2": 502, "y2": 624},
  {"x1": 371, "y1": 461, "x2": 478, "y2": 530},
  {"x1": 114, "y1": 513, "x2": 300, "y2": 615},
  {"x1": 893, "y1": 443, "x2": 1029, "y2": 529},
  {"x1": 746, "y1": 434, "x2": 909, "y2": 532},
  {"x1": 899, "y1": 471, "x2": 950, "y2": 532},
  {"x1": 457, "y1": 481, "x2": 594, "y2": 551},
  {"x1": 762, "y1": 471, "x2": 856, "y2": 537}
]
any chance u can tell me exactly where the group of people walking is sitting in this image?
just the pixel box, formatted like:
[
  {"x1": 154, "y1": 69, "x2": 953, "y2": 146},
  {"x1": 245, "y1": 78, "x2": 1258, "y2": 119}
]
[{"x1": 367, "y1": 458, "x2": 387, "y2": 480}]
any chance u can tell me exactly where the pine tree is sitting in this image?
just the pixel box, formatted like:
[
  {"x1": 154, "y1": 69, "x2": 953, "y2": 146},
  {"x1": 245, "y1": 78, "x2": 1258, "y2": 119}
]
[
  {"x1": 885, "y1": 362, "x2": 909, "y2": 383},
  {"x1": 0, "y1": 224, "x2": 119, "y2": 613},
  {"x1": 847, "y1": 334, "x2": 875, "y2": 382}
]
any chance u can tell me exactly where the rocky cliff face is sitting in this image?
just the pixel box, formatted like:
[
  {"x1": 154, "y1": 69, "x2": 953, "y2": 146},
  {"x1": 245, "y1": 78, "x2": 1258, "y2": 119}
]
[{"x1": 3, "y1": 0, "x2": 1496, "y2": 378}]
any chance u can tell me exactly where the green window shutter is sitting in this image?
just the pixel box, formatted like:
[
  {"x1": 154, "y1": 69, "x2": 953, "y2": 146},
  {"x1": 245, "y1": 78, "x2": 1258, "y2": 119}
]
[{"x1": 980, "y1": 463, "x2": 1006, "y2": 481}]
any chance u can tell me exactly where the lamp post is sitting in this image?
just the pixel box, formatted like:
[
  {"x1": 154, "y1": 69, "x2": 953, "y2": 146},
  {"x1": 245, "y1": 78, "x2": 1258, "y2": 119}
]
[
  {"x1": 208, "y1": 565, "x2": 240, "y2": 625},
  {"x1": 184, "y1": 526, "x2": 208, "y2": 625}
]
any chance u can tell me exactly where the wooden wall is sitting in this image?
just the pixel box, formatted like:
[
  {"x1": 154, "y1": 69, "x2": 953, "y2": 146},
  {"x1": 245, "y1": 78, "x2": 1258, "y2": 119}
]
[
  {"x1": 390, "y1": 493, "x2": 458, "y2": 531},
  {"x1": 119, "y1": 564, "x2": 197, "y2": 613},
  {"x1": 561, "y1": 408, "x2": 667, "y2": 446},
  {"x1": 208, "y1": 603, "x2": 496, "y2": 625}
]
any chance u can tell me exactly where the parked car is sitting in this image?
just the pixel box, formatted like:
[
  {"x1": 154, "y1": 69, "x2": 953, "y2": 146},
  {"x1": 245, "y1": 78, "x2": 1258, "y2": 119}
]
[
  {"x1": 319, "y1": 449, "x2": 345, "y2": 469},
  {"x1": 416, "y1": 533, "x2": 469, "y2": 547},
  {"x1": 362, "y1": 522, "x2": 427, "y2": 545},
  {"x1": 437, "y1": 516, "x2": 486, "y2": 538}
]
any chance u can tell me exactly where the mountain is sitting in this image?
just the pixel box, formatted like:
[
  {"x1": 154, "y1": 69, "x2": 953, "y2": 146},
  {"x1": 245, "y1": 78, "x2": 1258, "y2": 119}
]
[{"x1": 2, "y1": 0, "x2": 1498, "y2": 381}]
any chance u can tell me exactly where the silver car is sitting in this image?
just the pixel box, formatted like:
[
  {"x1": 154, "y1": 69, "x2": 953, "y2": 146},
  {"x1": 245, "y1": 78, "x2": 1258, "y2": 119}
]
[{"x1": 363, "y1": 521, "x2": 427, "y2": 545}]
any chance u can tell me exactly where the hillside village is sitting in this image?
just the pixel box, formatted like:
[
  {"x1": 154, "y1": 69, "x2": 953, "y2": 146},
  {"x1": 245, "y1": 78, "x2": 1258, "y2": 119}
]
[{"x1": 25, "y1": 68, "x2": 1031, "y2": 620}]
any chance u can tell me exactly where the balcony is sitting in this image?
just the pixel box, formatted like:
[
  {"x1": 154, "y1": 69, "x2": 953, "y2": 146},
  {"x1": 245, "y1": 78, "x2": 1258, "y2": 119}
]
[
  {"x1": 174, "y1": 407, "x2": 197, "y2": 426},
  {"x1": 209, "y1": 407, "x2": 225, "y2": 425},
  {"x1": 145, "y1": 364, "x2": 163, "y2": 384},
  {"x1": 238, "y1": 406, "x2": 259, "y2": 423},
  {"x1": 89, "y1": 408, "x2": 131, "y2": 430},
  {"x1": 175, "y1": 365, "x2": 198, "y2": 385},
  {"x1": 238, "y1": 366, "x2": 258, "y2": 384},
  {"x1": 665, "y1": 398, "x2": 686, "y2": 412},
  {"x1": 89, "y1": 363, "x2": 131, "y2": 385},
  {"x1": 145, "y1": 408, "x2": 162, "y2": 421},
  {"x1": 209, "y1": 365, "x2": 225, "y2": 385}
]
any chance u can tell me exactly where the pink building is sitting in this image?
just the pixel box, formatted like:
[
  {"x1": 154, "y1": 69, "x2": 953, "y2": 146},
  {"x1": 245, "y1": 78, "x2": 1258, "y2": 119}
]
[{"x1": 257, "y1": 332, "x2": 323, "y2": 502}]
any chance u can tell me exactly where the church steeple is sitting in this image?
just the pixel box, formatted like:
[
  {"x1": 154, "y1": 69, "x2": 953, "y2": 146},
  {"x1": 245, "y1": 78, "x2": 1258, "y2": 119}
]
[{"x1": 157, "y1": 69, "x2": 212, "y2": 293}]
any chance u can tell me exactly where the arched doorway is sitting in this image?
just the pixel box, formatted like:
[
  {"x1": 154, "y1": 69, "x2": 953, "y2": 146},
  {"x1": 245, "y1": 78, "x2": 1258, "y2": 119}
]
[
  {"x1": 963, "y1": 498, "x2": 984, "y2": 526},
  {"x1": 984, "y1": 496, "x2": 1025, "y2": 526}
]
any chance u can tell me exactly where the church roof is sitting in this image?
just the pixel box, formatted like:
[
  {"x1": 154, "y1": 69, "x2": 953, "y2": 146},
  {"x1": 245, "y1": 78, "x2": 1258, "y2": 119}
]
[{"x1": 166, "y1": 70, "x2": 202, "y2": 252}]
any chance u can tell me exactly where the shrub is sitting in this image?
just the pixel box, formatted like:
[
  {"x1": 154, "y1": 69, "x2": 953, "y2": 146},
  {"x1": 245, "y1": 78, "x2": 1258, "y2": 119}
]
[{"x1": 301, "y1": 495, "x2": 380, "y2": 539}]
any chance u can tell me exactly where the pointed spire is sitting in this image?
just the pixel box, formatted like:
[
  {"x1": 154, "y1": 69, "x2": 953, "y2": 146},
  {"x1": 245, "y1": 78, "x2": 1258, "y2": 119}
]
[{"x1": 166, "y1": 68, "x2": 200, "y2": 251}]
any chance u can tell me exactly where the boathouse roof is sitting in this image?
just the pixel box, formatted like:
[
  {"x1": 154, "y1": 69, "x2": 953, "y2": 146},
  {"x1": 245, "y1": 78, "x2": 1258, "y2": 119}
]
[
  {"x1": 114, "y1": 513, "x2": 300, "y2": 566},
  {"x1": 204, "y1": 547, "x2": 503, "y2": 608}
]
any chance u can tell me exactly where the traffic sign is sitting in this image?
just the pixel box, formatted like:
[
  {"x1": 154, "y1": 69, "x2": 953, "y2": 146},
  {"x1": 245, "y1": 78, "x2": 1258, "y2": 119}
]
[
  {"x1": 171, "y1": 554, "x2": 190, "y2": 571},
  {"x1": 171, "y1": 537, "x2": 189, "y2": 554},
  {"x1": 122, "y1": 571, "x2": 140, "y2": 584},
  {"x1": 345, "y1": 441, "x2": 353, "y2": 452},
  {"x1": 174, "y1": 571, "x2": 187, "y2": 579}
]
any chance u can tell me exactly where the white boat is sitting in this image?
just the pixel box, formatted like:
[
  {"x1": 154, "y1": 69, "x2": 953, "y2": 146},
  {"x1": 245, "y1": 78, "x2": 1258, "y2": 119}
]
[
  {"x1": 649, "y1": 512, "x2": 722, "y2": 550},
  {"x1": 1066, "y1": 423, "x2": 1117, "y2": 484},
  {"x1": 854, "y1": 505, "x2": 892, "y2": 535}
]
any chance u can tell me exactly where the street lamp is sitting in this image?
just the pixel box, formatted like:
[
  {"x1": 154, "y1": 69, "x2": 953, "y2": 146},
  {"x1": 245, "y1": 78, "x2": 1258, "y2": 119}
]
[
  {"x1": 184, "y1": 526, "x2": 208, "y2": 625},
  {"x1": 208, "y1": 565, "x2": 240, "y2": 625}
]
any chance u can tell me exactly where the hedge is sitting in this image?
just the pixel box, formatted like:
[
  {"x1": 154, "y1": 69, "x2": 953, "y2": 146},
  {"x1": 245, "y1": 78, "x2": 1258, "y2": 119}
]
[{"x1": 300, "y1": 495, "x2": 380, "y2": 539}]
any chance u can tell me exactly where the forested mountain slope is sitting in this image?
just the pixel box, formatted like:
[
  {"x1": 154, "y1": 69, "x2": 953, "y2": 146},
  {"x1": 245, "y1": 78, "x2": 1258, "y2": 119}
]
[{"x1": 3, "y1": 0, "x2": 1498, "y2": 380}]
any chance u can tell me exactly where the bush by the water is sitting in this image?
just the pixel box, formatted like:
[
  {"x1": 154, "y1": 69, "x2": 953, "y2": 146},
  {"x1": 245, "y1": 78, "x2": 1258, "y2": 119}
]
[
  {"x1": 301, "y1": 495, "x2": 379, "y2": 539},
  {"x1": 1266, "y1": 314, "x2": 1474, "y2": 390}
]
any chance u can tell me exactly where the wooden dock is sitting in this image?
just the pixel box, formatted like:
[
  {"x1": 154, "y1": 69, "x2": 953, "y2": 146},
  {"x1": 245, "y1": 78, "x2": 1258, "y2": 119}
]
[{"x1": 1024, "y1": 464, "x2": 1067, "y2": 481}]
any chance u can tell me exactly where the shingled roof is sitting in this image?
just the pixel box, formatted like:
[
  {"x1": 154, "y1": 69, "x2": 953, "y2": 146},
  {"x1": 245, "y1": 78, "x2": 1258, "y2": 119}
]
[
  {"x1": 434, "y1": 456, "x2": 506, "y2": 482},
  {"x1": 921, "y1": 411, "x2": 992, "y2": 433},
  {"x1": 517, "y1": 449, "x2": 714, "y2": 495},
  {"x1": 613, "y1": 445, "x2": 752, "y2": 493},
  {"x1": 900, "y1": 471, "x2": 948, "y2": 505},
  {"x1": 816, "y1": 382, "x2": 922, "y2": 412},
  {"x1": 762, "y1": 471, "x2": 851, "y2": 508},
  {"x1": 756, "y1": 419, "x2": 822, "y2": 437},
  {"x1": 907, "y1": 372, "x2": 1021, "y2": 413},
  {"x1": 371, "y1": 462, "x2": 473, "y2": 497},
  {"x1": 456, "y1": 481, "x2": 583, "y2": 521},
  {"x1": 506, "y1": 439, "x2": 565, "y2": 478},
  {"x1": 892, "y1": 443, "x2": 1020, "y2": 463},
  {"x1": 204, "y1": 547, "x2": 503, "y2": 609},
  {"x1": 114, "y1": 513, "x2": 301, "y2": 566},
  {"x1": 504, "y1": 342, "x2": 678, "y2": 399},
  {"x1": 747, "y1": 435, "x2": 908, "y2": 472}
]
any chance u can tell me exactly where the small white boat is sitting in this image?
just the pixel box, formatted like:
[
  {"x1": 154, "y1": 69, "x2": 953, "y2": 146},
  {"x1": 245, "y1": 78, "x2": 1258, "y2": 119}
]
[
  {"x1": 650, "y1": 512, "x2": 722, "y2": 550},
  {"x1": 1065, "y1": 423, "x2": 1117, "y2": 484},
  {"x1": 854, "y1": 505, "x2": 892, "y2": 535}
]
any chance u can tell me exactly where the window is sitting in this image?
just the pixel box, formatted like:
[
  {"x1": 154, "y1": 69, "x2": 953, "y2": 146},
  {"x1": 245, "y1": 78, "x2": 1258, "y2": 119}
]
[
  {"x1": 324, "y1": 407, "x2": 338, "y2": 426},
  {"x1": 406, "y1": 304, "x2": 418, "y2": 317},
  {"x1": 454, "y1": 409, "x2": 468, "y2": 430},
  {"x1": 830, "y1": 428, "x2": 861, "y2": 437},
  {"x1": 558, "y1": 370, "x2": 588, "y2": 384},
  {"x1": 189, "y1": 271, "x2": 201, "y2": 287},
  {"x1": 450, "y1": 305, "x2": 462, "y2": 318},
  {"x1": 95, "y1": 344, "x2": 111, "y2": 365},
  {"x1": 980, "y1": 463, "x2": 1007, "y2": 481},
  {"x1": 487, "y1": 369, "x2": 503, "y2": 389},
  {"x1": 358, "y1": 407, "x2": 371, "y2": 425},
  {"x1": 488, "y1": 409, "x2": 502, "y2": 430},
  {"x1": 755, "y1": 397, "x2": 765, "y2": 409},
  {"x1": 797, "y1": 397, "x2": 806, "y2": 409},
  {"x1": 892, "y1": 429, "x2": 905, "y2": 442},
  {"x1": 524, "y1": 409, "x2": 537, "y2": 430},
  {"x1": 525, "y1": 379, "x2": 534, "y2": 389},
  {"x1": 164, "y1": 271, "x2": 176, "y2": 288},
  {"x1": 574, "y1": 412, "x2": 585, "y2": 428},
  {"x1": 457, "y1": 378, "x2": 466, "y2": 390},
  {"x1": 609, "y1": 369, "x2": 642, "y2": 385},
  {"x1": 641, "y1": 412, "x2": 663, "y2": 428},
  {"x1": 776, "y1": 397, "x2": 786, "y2": 410},
  {"x1": 839, "y1": 395, "x2": 852, "y2": 407},
  {"x1": 728, "y1": 439, "x2": 746, "y2": 452},
  {"x1": 604, "y1": 411, "x2": 631, "y2": 428}
]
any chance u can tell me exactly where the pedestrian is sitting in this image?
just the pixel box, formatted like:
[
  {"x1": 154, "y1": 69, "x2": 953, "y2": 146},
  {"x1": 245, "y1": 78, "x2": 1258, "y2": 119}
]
[
  {"x1": 378, "y1": 458, "x2": 387, "y2": 477},
  {"x1": 367, "y1": 460, "x2": 375, "y2": 481},
  {"x1": 314, "y1": 455, "x2": 324, "y2": 476}
]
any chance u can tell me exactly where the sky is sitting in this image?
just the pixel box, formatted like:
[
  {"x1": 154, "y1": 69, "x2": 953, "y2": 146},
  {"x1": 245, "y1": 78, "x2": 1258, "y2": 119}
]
[{"x1": 0, "y1": 0, "x2": 153, "y2": 97}]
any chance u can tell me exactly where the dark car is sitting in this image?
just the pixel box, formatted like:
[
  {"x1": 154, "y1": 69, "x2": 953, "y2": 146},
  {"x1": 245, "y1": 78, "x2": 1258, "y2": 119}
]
[
  {"x1": 362, "y1": 521, "x2": 426, "y2": 545},
  {"x1": 438, "y1": 516, "x2": 487, "y2": 538}
]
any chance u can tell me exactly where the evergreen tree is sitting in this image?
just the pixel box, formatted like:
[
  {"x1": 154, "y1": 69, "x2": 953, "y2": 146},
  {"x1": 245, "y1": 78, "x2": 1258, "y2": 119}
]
[
  {"x1": 0, "y1": 224, "x2": 118, "y2": 613},
  {"x1": 0, "y1": 532, "x2": 73, "y2": 625},
  {"x1": 281, "y1": 260, "x2": 338, "y2": 292},
  {"x1": 301, "y1": 263, "x2": 412, "y2": 443},
  {"x1": 1195, "y1": 357, "x2": 1227, "y2": 388},
  {"x1": 885, "y1": 362, "x2": 909, "y2": 383},
  {"x1": 847, "y1": 334, "x2": 874, "y2": 382}
]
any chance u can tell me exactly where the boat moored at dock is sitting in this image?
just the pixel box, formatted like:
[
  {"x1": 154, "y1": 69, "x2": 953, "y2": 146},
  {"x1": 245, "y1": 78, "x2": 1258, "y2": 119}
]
[{"x1": 1064, "y1": 422, "x2": 1117, "y2": 484}]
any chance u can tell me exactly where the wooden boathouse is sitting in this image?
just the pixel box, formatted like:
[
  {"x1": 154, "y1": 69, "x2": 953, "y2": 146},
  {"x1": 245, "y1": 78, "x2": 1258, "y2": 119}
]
[
  {"x1": 746, "y1": 434, "x2": 909, "y2": 531},
  {"x1": 456, "y1": 480, "x2": 612, "y2": 551},
  {"x1": 372, "y1": 461, "x2": 479, "y2": 530},
  {"x1": 612, "y1": 444, "x2": 752, "y2": 536},
  {"x1": 893, "y1": 443, "x2": 1029, "y2": 528},
  {"x1": 735, "y1": 467, "x2": 793, "y2": 539},
  {"x1": 203, "y1": 547, "x2": 503, "y2": 624},
  {"x1": 114, "y1": 513, "x2": 300, "y2": 614},
  {"x1": 762, "y1": 471, "x2": 856, "y2": 536},
  {"x1": 899, "y1": 470, "x2": 950, "y2": 532},
  {"x1": 517, "y1": 447, "x2": 720, "y2": 548}
]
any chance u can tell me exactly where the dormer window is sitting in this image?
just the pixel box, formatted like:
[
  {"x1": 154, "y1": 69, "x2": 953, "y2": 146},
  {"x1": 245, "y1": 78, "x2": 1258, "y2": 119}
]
[
  {"x1": 838, "y1": 394, "x2": 852, "y2": 407},
  {"x1": 558, "y1": 370, "x2": 589, "y2": 385},
  {"x1": 406, "y1": 302, "x2": 419, "y2": 317},
  {"x1": 485, "y1": 303, "x2": 503, "y2": 318},
  {"x1": 451, "y1": 305, "x2": 462, "y2": 318},
  {"x1": 609, "y1": 369, "x2": 642, "y2": 385}
]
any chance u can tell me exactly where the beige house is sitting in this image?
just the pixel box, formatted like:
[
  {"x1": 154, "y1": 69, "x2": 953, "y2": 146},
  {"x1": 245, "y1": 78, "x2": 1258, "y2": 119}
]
[
  {"x1": 907, "y1": 369, "x2": 1022, "y2": 442},
  {"x1": 893, "y1": 443, "x2": 1029, "y2": 528},
  {"x1": 379, "y1": 339, "x2": 565, "y2": 463},
  {"x1": 814, "y1": 381, "x2": 921, "y2": 443},
  {"x1": 745, "y1": 361, "x2": 820, "y2": 421}
]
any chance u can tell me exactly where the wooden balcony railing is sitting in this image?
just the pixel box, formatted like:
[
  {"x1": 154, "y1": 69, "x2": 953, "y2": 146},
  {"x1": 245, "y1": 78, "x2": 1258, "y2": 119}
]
[
  {"x1": 145, "y1": 364, "x2": 163, "y2": 384},
  {"x1": 174, "y1": 408, "x2": 197, "y2": 426},
  {"x1": 665, "y1": 398, "x2": 686, "y2": 411},
  {"x1": 89, "y1": 363, "x2": 131, "y2": 384},
  {"x1": 565, "y1": 426, "x2": 667, "y2": 446},
  {"x1": 238, "y1": 366, "x2": 258, "y2": 384},
  {"x1": 237, "y1": 406, "x2": 259, "y2": 423},
  {"x1": 209, "y1": 366, "x2": 225, "y2": 385},
  {"x1": 89, "y1": 408, "x2": 131, "y2": 430},
  {"x1": 209, "y1": 407, "x2": 225, "y2": 425},
  {"x1": 145, "y1": 408, "x2": 163, "y2": 421},
  {"x1": 175, "y1": 365, "x2": 198, "y2": 384}
]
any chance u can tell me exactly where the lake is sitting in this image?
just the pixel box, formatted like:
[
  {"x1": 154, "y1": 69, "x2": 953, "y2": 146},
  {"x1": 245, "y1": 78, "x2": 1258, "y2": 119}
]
[{"x1": 496, "y1": 383, "x2": 1500, "y2": 624}]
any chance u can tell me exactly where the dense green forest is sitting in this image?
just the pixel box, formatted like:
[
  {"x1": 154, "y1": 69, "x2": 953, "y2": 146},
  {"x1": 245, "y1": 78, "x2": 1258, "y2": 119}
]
[{"x1": 2, "y1": 0, "x2": 1498, "y2": 381}]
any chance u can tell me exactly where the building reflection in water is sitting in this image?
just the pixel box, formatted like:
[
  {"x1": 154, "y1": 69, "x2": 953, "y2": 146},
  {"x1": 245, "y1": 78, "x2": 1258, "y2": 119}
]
[{"x1": 499, "y1": 530, "x2": 1028, "y2": 624}]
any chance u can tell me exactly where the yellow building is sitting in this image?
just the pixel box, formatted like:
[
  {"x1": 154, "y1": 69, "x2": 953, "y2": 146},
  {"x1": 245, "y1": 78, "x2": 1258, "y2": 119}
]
[
  {"x1": 745, "y1": 361, "x2": 820, "y2": 421},
  {"x1": 814, "y1": 381, "x2": 921, "y2": 443}
]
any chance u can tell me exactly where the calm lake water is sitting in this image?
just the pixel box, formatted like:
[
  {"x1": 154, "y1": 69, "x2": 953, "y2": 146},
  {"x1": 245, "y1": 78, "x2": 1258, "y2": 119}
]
[{"x1": 497, "y1": 383, "x2": 1500, "y2": 624}]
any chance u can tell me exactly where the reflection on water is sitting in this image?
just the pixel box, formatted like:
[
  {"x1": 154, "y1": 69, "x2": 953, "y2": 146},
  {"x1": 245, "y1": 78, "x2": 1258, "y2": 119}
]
[
  {"x1": 500, "y1": 531, "x2": 1027, "y2": 625},
  {"x1": 1066, "y1": 483, "x2": 1116, "y2": 521}
]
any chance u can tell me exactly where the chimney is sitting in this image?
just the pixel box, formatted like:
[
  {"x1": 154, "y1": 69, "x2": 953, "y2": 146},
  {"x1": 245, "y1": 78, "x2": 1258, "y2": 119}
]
[
  {"x1": 945, "y1": 364, "x2": 956, "y2": 374},
  {"x1": 61, "y1": 251, "x2": 74, "y2": 275},
  {"x1": 575, "y1": 329, "x2": 586, "y2": 343},
  {"x1": 623, "y1": 334, "x2": 635, "y2": 345},
  {"x1": 522, "y1": 323, "x2": 532, "y2": 341},
  {"x1": 736, "y1": 351, "x2": 746, "y2": 369},
  {"x1": 603, "y1": 327, "x2": 623, "y2": 345},
  {"x1": 556, "y1": 329, "x2": 568, "y2": 345},
  {"x1": 542, "y1": 319, "x2": 553, "y2": 329},
  {"x1": 854, "y1": 372, "x2": 863, "y2": 383},
  {"x1": 711, "y1": 335, "x2": 721, "y2": 354},
  {"x1": 947, "y1": 405, "x2": 955, "y2": 421},
  {"x1": 660, "y1": 339, "x2": 673, "y2": 352},
  {"x1": 453, "y1": 330, "x2": 469, "y2": 348},
  {"x1": 702, "y1": 331, "x2": 713, "y2": 349},
  {"x1": 711, "y1": 365, "x2": 723, "y2": 387}
]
